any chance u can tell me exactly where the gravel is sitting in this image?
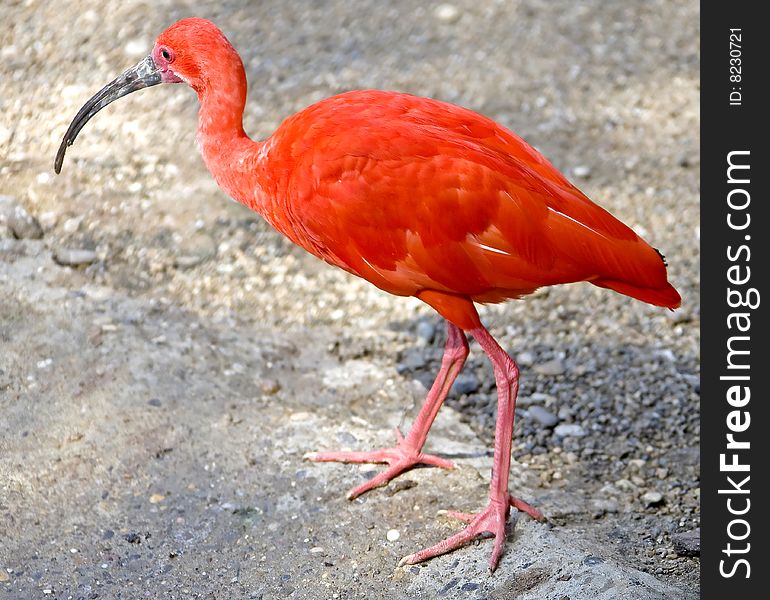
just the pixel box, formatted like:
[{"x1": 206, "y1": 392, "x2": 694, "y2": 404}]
[
  {"x1": 0, "y1": 195, "x2": 44, "y2": 239},
  {"x1": 1, "y1": 0, "x2": 699, "y2": 597},
  {"x1": 672, "y1": 529, "x2": 701, "y2": 557}
]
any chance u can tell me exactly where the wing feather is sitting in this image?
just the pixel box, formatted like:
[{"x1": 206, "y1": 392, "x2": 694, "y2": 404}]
[{"x1": 263, "y1": 90, "x2": 676, "y2": 305}]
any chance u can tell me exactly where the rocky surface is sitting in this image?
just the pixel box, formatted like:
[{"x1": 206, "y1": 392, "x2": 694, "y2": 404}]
[{"x1": 1, "y1": 0, "x2": 698, "y2": 597}]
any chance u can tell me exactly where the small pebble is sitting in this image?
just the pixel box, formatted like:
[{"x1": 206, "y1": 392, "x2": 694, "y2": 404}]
[
  {"x1": 53, "y1": 248, "x2": 97, "y2": 266},
  {"x1": 336, "y1": 431, "x2": 357, "y2": 445},
  {"x1": 9, "y1": 212, "x2": 44, "y2": 239},
  {"x1": 531, "y1": 392, "x2": 556, "y2": 404},
  {"x1": 398, "y1": 348, "x2": 428, "y2": 372},
  {"x1": 149, "y1": 493, "x2": 165, "y2": 504},
  {"x1": 517, "y1": 351, "x2": 536, "y2": 366},
  {"x1": 0, "y1": 195, "x2": 44, "y2": 240},
  {"x1": 518, "y1": 392, "x2": 555, "y2": 407},
  {"x1": 435, "y1": 4, "x2": 460, "y2": 23},
  {"x1": 174, "y1": 255, "x2": 206, "y2": 269},
  {"x1": 415, "y1": 320, "x2": 436, "y2": 343},
  {"x1": 259, "y1": 379, "x2": 281, "y2": 395},
  {"x1": 534, "y1": 358, "x2": 566, "y2": 376},
  {"x1": 671, "y1": 529, "x2": 700, "y2": 557},
  {"x1": 386, "y1": 529, "x2": 400, "y2": 541},
  {"x1": 37, "y1": 210, "x2": 59, "y2": 231},
  {"x1": 590, "y1": 498, "x2": 619, "y2": 517},
  {"x1": 642, "y1": 491, "x2": 664, "y2": 507},
  {"x1": 554, "y1": 423, "x2": 586, "y2": 437},
  {"x1": 174, "y1": 232, "x2": 217, "y2": 269},
  {"x1": 516, "y1": 395, "x2": 535, "y2": 407},
  {"x1": 614, "y1": 478, "x2": 637, "y2": 492},
  {"x1": 385, "y1": 479, "x2": 417, "y2": 496},
  {"x1": 289, "y1": 411, "x2": 313, "y2": 422},
  {"x1": 527, "y1": 405, "x2": 560, "y2": 428},
  {"x1": 572, "y1": 165, "x2": 592, "y2": 178},
  {"x1": 451, "y1": 373, "x2": 480, "y2": 395},
  {"x1": 62, "y1": 216, "x2": 82, "y2": 233}
]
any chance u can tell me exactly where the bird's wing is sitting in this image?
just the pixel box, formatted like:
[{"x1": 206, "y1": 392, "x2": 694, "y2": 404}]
[{"x1": 269, "y1": 91, "x2": 673, "y2": 303}]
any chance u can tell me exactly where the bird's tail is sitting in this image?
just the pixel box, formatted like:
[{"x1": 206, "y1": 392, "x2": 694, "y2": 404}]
[{"x1": 591, "y1": 277, "x2": 682, "y2": 309}]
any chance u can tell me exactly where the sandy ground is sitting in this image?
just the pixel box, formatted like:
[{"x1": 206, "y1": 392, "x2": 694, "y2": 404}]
[{"x1": 2, "y1": 1, "x2": 699, "y2": 598}]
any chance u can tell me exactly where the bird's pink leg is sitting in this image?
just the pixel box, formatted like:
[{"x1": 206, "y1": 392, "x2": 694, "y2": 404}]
[
  {"x1": 399, "y1": 324, "x2": 545, "y2": 572},
  {"x1": 305, "y1": 322, "x2": 469, "y2": 499}
]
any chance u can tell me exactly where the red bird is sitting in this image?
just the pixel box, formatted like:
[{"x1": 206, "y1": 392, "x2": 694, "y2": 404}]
[{"x1": 55, "y1": 18, "x2": 680, "y2": 571}]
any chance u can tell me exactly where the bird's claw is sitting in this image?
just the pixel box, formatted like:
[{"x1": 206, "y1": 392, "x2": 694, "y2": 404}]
[
  {"x1": 304, "y1": 432, "x2": 454, "y2": 499},
  {"x1": 400, "y1": 494, "x2": 545, "y2": 572}
]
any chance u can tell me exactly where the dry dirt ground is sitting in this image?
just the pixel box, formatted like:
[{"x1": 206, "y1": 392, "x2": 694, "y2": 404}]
[{"x1": 1, "y1": 1, "x2": 699, "y2": 598}]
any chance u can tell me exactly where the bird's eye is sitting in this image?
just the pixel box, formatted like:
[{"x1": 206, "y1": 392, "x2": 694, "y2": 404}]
[{"x1": 160, "y1": 48, "x2": 173, "y2": 62}]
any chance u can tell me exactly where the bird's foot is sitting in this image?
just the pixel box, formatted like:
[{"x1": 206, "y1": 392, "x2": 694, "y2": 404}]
[
  {"x1": 304, "y1": 428, "x2": 454, "y2": 499},
  {"x1": 399, "y1": 494, "x2": 546, "y2": 572}
]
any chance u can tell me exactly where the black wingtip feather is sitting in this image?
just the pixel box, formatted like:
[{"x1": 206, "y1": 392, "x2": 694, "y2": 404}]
[{"x1": 653, "y1": 247, "x2": 668, "y2": 267}]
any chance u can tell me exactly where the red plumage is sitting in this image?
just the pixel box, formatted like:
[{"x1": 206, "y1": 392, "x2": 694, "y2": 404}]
[{"x1": 211, "y1": 90, "x2": 680, "y2": 325}]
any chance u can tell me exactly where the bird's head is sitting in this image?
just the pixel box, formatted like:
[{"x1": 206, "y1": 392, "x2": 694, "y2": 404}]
[
  {"x1": 152, "y1": 18, "x2": 245, "y2": 92},
  {"x1": 55, "y1": 18, "x2": 245, "y2": 174}
]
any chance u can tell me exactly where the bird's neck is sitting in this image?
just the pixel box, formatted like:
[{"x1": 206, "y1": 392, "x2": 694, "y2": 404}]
[{"x1": 195, "y1": 87, "x2": 270, "y2": 215}]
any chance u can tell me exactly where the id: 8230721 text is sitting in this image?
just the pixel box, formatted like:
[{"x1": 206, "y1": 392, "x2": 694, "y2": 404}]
[{"x1": 729, "y1": 28, "x2": 742, "y2": 106}]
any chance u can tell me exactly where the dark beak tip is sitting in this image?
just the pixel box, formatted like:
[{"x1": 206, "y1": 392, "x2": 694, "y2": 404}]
[{"x1": 54, "y1": 139, "x2": 70, "y2": 174}]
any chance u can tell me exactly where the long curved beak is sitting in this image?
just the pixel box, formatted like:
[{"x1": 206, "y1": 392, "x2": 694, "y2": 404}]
[{"x1": 54, "y1": 55, "x2": 162, "y2": 174}]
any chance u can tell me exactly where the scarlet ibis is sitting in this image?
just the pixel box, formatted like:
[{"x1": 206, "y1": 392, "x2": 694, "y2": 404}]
[{"x1": 55, "y1": 18, "x2": 680, "y2": 571}]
